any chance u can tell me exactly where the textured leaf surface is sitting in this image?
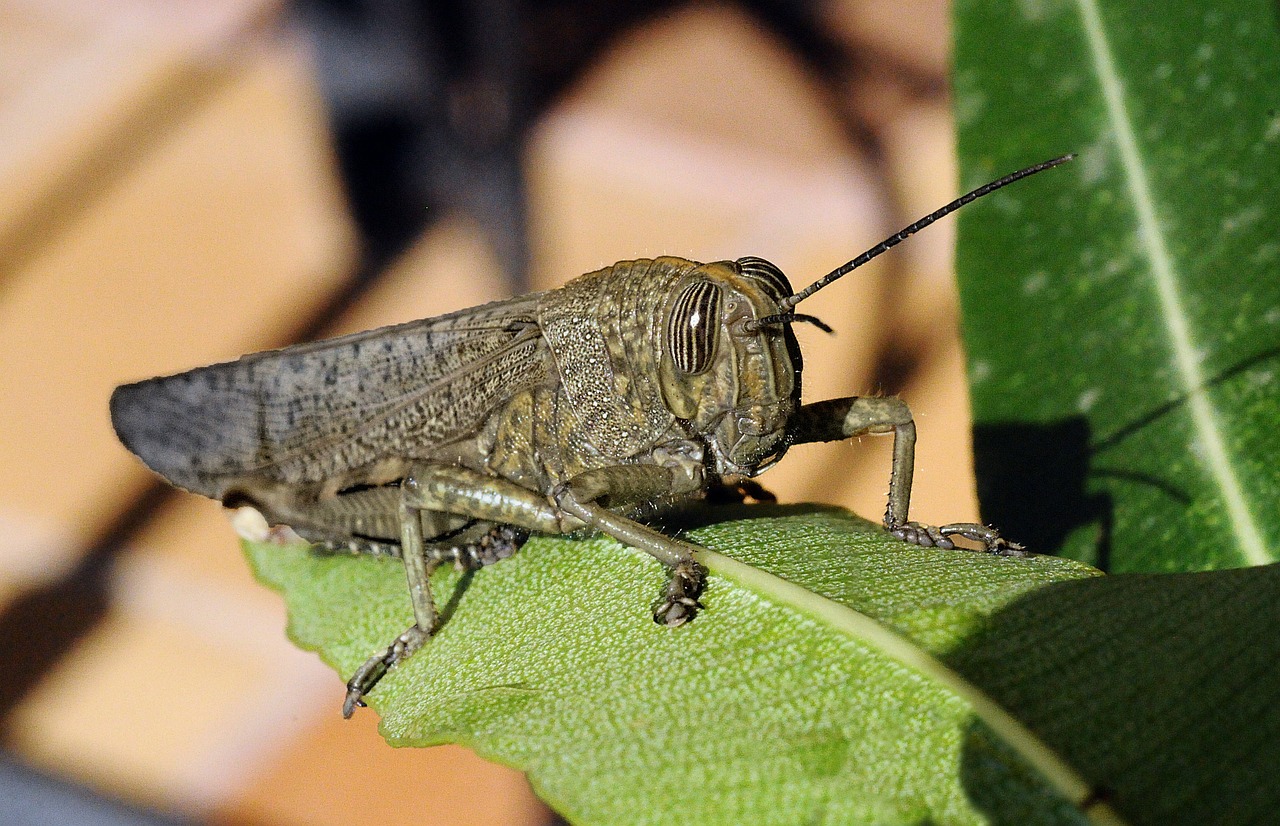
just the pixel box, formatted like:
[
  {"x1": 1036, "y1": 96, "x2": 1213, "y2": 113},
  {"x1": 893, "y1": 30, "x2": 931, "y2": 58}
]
[
  {"x1": 246, "y1": 509, "x2": 1280, "y2": 824},
  {"x1": 248, "y1": 508, "x2": 1107, "y2": 825},
  {"x1": 954, "y1": 0, "x2": 1280, "y2": 571},
  {"x1": 947, "y1": 561, "x2": 1280, "y2": 825}
]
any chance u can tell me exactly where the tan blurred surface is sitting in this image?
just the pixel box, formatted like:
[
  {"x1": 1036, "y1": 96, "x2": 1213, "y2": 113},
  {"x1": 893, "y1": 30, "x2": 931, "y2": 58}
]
[
  {"x1": 0, "y1": 1, "x2": 973, "y2": 823},
  {"x1": 220, "y1": 714, "x2": 543, "y2": 826},
  {"x1": 0, "y1": 0, "x2": 353, "y2": 594}
]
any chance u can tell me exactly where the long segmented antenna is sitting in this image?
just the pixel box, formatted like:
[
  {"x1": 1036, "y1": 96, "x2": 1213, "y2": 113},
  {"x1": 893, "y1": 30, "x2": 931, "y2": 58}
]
[{"x1": 782, "y1": 153, "x2": 1075, "y2": 309}]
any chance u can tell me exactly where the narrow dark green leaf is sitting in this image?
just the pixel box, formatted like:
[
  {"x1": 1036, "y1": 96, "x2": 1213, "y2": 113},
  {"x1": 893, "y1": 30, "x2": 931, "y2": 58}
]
[{"x1": 954, "y1": 0, "x2": 1280, "y2": 571}]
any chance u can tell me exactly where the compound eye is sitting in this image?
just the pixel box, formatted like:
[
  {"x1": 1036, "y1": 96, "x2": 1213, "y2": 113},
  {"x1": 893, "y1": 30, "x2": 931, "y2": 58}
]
[
  {"x1": 668, "y1": 280, "x2": 722, "y2": 374},
  {"x1": 735, "y1": 256, "x2": 793, "y2": 302}
]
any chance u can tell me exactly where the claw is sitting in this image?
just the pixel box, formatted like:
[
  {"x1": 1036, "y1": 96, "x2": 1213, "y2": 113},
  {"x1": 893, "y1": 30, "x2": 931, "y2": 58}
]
[
  {"x1": 341, "y1": 623, "x2": 430, "y2": 717},
  {"x1": 890, "y1": 521, "x2": 953, "y2": 549},
  {"x1": 652, "y1": 560, "x2": 707, "y2": 627},
  {"x1": 890, "y1": 521, "x2": 1025, "y2": 556},
  {"x1": 654, "y1": 598, "x2": 699, "y2": 627},
  {"x1": 985, "y1": 536, "x2": 1029, "y2": 557},
  {"x1": 342, "y1": 690, "x2": 368, "y2": 719}
]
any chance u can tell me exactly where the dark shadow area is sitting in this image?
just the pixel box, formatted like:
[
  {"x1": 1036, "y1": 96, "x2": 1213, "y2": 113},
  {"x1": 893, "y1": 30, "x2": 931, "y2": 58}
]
[
  {"x1": 656, "y1": 500, "x2": 850, "y2": 533},
  {"x1": 973, "y1": 346, "x2": 1280, "y2": 570},
  {"x1": 1087, "y1": 345, "x2": 1280, "y2": 455},
  {"x1": 973, "y1": 418, "x2": 1114, "y2": 568},
  {"x1": 293, "y1": 0, "x2": 881, "y2": 292},
  {"x1": 295, "y1": 0, "x2": 534, "y2": 283},
  {"x1": 438, "y1": 568, "x2": 477, "y2": 626},
  {"x1": 948, "y1": 563, "x2": 1280, "y2": 825}
]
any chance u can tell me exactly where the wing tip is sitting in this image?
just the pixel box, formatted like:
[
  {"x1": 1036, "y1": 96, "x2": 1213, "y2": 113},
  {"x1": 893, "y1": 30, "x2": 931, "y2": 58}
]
[
  {"x1": 109, "y1": 377, "x2": 217, "y2": 497},
  {"x1": 109, "y1": 380, "x2": 149, "y2": 458}
]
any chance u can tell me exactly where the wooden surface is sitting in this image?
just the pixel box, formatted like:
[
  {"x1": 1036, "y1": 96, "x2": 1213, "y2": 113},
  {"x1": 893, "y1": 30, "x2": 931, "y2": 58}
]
[{"x1": 0, "y1": 1, "x2": 969, "y2": 823}]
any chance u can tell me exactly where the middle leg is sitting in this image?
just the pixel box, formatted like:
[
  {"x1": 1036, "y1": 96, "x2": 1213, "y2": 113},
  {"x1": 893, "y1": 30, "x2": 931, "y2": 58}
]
[{"x1": 554, "y1": 465, "x2": 709, "y2": 627}]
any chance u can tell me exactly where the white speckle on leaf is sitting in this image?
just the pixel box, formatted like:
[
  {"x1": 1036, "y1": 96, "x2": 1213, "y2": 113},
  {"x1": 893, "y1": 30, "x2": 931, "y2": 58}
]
[
  {"x1": 954, "y1": 89, "x2": 986, "y2": 128},
  {"x1": 1018, "y1": 0, "x2": 1048, "y2": 21},
  {"x1": 1154, "y1": 63, "x2": 1173, "y2": 80},
  {"x1": 1195, "y1": 72, "x2": 1211, "y2": 90},
  {"x1": 1220, "y1": 89, "x2": 1237, "y2": 108},
  {"x1": 1264, "y1": 307, "x2": 1280, "y2": 325},
  {"x1": 1221, "y1": 205, "x2": 1265, "y2": 234},
  {"x1": 1253, "y1": 242, "x2": 1280, "y2": 264},
  {"x1": 1265, "y1": 115, "x2": 1280, "y2": 142},
  {"x1": 1055, "y1": 74, "x2": 1083, "y2": 95},
  {"x1": 1023, "y1": 270, "x2": 1048, "y2": 294},
  {"x1": 1196, "y1": 43, "x2": 1214, "y2": 61},
  {"x1": 992, "y1": 192, "x2": 1024, "y2": 216},
  {"x1": 1248, "y1": 368, "x2": 1274, "y2": 388},
  {"x1": 1076, "y1": 388, "x2": 1101, "y2": 413},
  {"x1": 1078, "y1": 146, "x2": 1109, "y2": 185},
  {"x1": 970, "y1": 360, "x2": 992, "y2": 384}
]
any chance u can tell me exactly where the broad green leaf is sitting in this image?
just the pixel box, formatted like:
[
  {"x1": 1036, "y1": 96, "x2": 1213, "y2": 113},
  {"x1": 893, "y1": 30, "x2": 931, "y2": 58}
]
[
  {"x1": 246, "y1": 508, "x2": 1106, "y2": 825},
  {"x1": 946, "y1": 561, "x2": 1280, "y2": 825},
  {"x1": 246, "y1": 509, "x2": 1280, "y2": 825},
  {"x1": 954, "y1": 0, "x2": 1280, "y2": 571}
]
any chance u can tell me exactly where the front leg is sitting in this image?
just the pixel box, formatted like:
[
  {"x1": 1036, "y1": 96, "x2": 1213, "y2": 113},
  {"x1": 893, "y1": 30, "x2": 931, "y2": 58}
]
[{"x1": 786, "y1": 397, "x2": 1024, "y2": 554}]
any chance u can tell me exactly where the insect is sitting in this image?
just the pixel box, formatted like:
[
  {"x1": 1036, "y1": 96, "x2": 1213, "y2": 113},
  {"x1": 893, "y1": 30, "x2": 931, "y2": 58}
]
[{"x1": 111, "y1": 155, "x2": 1072, "y2": 717}]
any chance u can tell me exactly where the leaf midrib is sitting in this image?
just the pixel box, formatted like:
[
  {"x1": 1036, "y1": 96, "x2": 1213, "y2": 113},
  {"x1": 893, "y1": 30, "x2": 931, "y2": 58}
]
[
  {"x1": 701, "y1": 549, "x2": 1127, "y2": 825},
  {"x1": 1074, "y1": 0, "x2": 1268, "y2": 564}
]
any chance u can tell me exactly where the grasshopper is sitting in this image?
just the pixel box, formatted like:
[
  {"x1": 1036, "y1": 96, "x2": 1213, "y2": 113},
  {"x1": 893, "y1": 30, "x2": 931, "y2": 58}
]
[{"x1": 111, "y1": 155, "x2": 1071, "y2": 716}]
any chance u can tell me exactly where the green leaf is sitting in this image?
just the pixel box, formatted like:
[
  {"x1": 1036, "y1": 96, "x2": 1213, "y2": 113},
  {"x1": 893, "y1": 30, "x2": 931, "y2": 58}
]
[
  {"x1": 246, "y1": 508, "x2": 1280, "y2": 825},
  {"x1": 247, "y1": 508, "x2": 1106, "y2": 826},
  {"x1": 946, "y1": 561, "x2": 1280, "y2": 825},
  {"x1": 953, "y1": 0, "x2": 1280, "y2": 571}
]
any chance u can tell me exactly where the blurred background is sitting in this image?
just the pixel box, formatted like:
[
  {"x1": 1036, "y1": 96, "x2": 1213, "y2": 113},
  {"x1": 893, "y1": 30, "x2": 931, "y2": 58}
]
[{"x1": 0, "y1": 0, "x2": 979, "y2": 822}]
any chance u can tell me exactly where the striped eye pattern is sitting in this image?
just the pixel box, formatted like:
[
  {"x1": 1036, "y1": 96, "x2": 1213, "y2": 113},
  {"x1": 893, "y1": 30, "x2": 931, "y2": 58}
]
[
  {"x1": 735, "y1": 256, "x2": 793, "y2": 302},
  {"x1": 668, "y1": 280, "x2": 722, "y2": 374}
]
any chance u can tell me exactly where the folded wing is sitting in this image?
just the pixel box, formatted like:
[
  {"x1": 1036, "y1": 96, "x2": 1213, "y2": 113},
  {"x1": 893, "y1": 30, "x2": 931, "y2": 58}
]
[{"x1": 111, "y1": 296, "x2": 548, "y2": 498}]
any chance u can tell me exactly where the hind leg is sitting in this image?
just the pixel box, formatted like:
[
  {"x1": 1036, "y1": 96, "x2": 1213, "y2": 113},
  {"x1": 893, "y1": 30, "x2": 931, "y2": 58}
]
[
  {"x1": 342, "y1": 519, "x2": 526, "y2": 717},
  {"x1": 273, "y1": 485, "x2": 473, "y2": 558},
  {"x1": 343, "y1": 460, "x2": 713, "y2": 715},
  {"x1": 342, "y1": 465, "x2": 560, "y2": 716}
]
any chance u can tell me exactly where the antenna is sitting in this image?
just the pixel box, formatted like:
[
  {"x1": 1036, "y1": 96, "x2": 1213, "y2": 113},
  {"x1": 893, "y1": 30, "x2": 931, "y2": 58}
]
[{"x1": 782, "y1": 153, "x2": 1075, "y2": 309}]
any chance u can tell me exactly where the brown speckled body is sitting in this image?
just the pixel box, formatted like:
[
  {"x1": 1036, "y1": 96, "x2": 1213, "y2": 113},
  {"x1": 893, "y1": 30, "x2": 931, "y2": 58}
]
[
  {"x1": 465, "y1": 257, "x2": 706, "y2": 495},
  {"x1": 111, "y1": 257, "x2": 747, "y2": 546}
]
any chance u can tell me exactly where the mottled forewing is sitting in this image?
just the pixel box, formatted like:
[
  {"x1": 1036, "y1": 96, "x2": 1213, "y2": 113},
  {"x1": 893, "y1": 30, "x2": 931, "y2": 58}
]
[{"x1": 111, "y1": 295, "x2": 548, "y2": 497}]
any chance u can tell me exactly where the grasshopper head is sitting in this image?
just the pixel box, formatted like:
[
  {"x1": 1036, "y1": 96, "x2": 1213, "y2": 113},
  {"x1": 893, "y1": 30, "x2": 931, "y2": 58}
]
[
  {"x1": 658, "y1": 257, "x2": 803, "y2": 477},
  {"x1": 655, "y1": 156, "x2": 1079, "y2": 478}
]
